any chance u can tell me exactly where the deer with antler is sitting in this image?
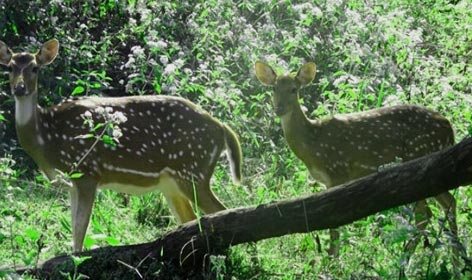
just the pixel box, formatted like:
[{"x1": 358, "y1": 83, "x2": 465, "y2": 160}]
[
  {"x1": 0, "y1": 39, "x2": 242, "y2": 252},
  {"x1": 255, "y1": 61, "x2": 459, "y2": 259}
]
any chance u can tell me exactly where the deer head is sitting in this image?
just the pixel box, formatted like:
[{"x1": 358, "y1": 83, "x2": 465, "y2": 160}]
[
  {"x1": 0, "y1": 39, "x2": 58, "y2": 97},
  {"x1": 255, "y1": 61, "x2": 316, "y2": 117}
]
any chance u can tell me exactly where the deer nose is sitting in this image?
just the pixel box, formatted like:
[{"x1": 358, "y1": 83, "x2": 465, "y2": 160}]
[{"x1": 13, "y1": 83, "x2": 26, "y2": 96}]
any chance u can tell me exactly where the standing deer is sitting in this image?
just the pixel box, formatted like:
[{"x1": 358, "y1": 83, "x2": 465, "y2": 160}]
[
  {"x1": 255, "y1": 61, "x2": 458, "y2": 258},
  {"x1": 0, "y1": 39, "x2": 242, "y2": 252}
]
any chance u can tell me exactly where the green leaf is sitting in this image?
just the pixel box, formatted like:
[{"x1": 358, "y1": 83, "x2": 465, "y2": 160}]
[
  {"x1": 71, "y1": 255, "x2": 92, "y2": 267},
  {"x1": 71, "y1": 86, "x2": 85, "y2": 96},
  {"x1": 154, "y1": 82, "x2": 161, "y2": 94},
  {"x1": 93, "y1": 123, "x2": 105, "y2": 131},
  {"x1": 15, "y1": 235, "x2": 25, "y2": 246},
  {"x1": 22, "y1": 252, "x2": 34, "y2": 266},
  {"x1": 83, "y1": 236, "x2": 96, "y2": 250},
  {"x1": 75, "y1": 133, "x2": 94, "y2": 140},
  {"x1": 105, "y1": 237, "x2": 120, "y2": 246},
  {"x1": 10, "y1": 23, "x2": 18, "y2": 35},
  {"x1": 102, "y1": 135, "x2": 116, "y2": 146},
  {"x1": 25, "y1": 228, "x2": 41, "y2": 241},
  {"x1": 70, "y1": 173, "x2": 84, "y2": 179},
  {"x1": 35, "y1": 174, "x2": 47, "y2": 183},
  {"x1": 0, "y1": 233, "x2": 6, "y2": 243}
]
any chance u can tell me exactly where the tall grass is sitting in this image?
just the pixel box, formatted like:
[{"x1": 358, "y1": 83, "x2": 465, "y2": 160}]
[{"x1": 1, "y1": 0, "x2": 471, "y2": 278}]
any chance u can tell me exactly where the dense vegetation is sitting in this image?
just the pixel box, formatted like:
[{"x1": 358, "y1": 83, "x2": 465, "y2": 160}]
[{"x1": 0, "y1": 0, "x2": 471, "y2": 278}]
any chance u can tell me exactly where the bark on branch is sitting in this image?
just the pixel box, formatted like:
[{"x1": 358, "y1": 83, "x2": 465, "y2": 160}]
[{"x1": 13, "y1": 138, "x2": 472, "y2": 279}]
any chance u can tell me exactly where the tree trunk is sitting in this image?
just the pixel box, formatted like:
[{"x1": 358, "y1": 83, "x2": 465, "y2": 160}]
[{"x1": 14, "y1": 137, "x2": 472, "y2": 279}]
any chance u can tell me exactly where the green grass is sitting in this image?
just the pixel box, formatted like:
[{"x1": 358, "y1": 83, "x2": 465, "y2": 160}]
[{"x1": 1, "y1": 0, "x2": 472, "y2": 278}]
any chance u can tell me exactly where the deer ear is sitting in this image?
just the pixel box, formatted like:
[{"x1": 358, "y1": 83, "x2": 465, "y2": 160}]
[
  {"x1": 0, "y1": 41, "x2": 12, "y2": 66},
  {"x1": 296, "y1": 62, "x2": 316, "y2": 86},
  {"x1": 36, "y1": 39, "x2": 59, "y2": 66},
  {"x1": 255, "y1": 61, "x2": 277, "y2": 86}
]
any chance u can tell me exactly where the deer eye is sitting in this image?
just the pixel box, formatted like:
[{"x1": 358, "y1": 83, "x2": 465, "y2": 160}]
[{"x1": 31, "y1": 66, "x2": 40, "y2": 73}]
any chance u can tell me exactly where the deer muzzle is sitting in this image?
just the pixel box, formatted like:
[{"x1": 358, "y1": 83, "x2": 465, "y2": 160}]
[{"x1": 13, "y1": 82, "x2": 27, "y2": 96}]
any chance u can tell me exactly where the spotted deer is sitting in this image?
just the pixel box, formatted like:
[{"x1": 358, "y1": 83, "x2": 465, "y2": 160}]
[
  {"x1": 0, "y1": 39, "x2": 242, "y2": 252},
  {"x1": 255, "y1": 61, "x2": 458, "y2": 258}
]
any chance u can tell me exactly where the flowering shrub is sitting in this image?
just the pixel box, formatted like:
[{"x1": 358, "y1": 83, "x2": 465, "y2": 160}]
[{"x1": 0, "y1": 0, "x2": 471, "y2": 278}]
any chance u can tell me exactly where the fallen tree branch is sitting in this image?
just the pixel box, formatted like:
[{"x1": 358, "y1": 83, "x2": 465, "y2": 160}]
[{"x1": 11, "y1": 137, "x2": 472, "y2": 279}]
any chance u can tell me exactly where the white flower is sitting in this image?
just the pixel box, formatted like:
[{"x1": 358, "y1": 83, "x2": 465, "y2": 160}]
[
  {"x1": 169, "y1": 85, "x2": 177, "y2": 93},
  {"x1": 160, "y1": 55, "x2": 169, "y2": 65},
  {"x1": 112, "y1": 128, "x2": 123, "y2": 139},
  {"x1": 125, "y1": 82, "x2": 133, "y2": 93},
  {"x1": 111, "y1": 111, "x2": 128, "y2": 124},
  {"x1": 95, "y1": 107, "x2": 105, "y2": 115},
  {"x1": 174, "y1": 58, "x2": 185, "y2": 68},
  {"x1": 123, "y1": 56, "x2": 135, "y2": 69},
  {"x1": 82, "y1": 111, "x2": 92, "y2": 118},
  {"x1": 164, "y1": 63, "x2": 176, "y2": 75},
  {"x1": 382, "y1": 95, "x2": 401, "y2": 106},
  {"x1": 131, "y1": 46, "x2": 145, "y2": 57},
  {"x1": 313, "y1": 7, "x2": 323, "y2": 17},
  {"x1": 183, "y1": 68, "x2": 193, "y2": 76},
  {"x1": 147, "y1": 40, "x2": 167, "y2": 49},
  {"x1": 151, "y1": 40, "x2": 168, "y2": 49}
]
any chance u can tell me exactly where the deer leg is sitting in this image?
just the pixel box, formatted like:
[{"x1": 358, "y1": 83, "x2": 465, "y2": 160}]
[
  {"x1": 435, "y1": 192, "x2": 458, "y2": 241},
  {"x1": 328, "y1": 229, "x2": 340, "y2": 256},
  {"x1": 158, "y1": 177, "x2": 197, "y2": 223},
  {"x1": 399, "y1": 200, "x2": 432, "y2": 277},
  {"x1": 70, "y1": 178, "x2": 97, "y2": 252},
  {"x1": 404, "y1": 200, "x2": 432, "y2": 255},
  {"x1": 435, "y1": 192, "x2": 464, "y2": 270},
  {"x1": 164, "y1": 193, "x2": 197, "y2": 223},
  {"x1": 193, "y1": 180, "x2": 226, "y2": 214}
]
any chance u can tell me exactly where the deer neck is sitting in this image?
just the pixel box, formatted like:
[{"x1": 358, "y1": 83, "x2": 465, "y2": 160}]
[
  {"x1": 14, "y1": 92, "x2": 45, "y2": 159},
  {"x1": 279, "y1": 102, "x2": 315, "y2": 155}
]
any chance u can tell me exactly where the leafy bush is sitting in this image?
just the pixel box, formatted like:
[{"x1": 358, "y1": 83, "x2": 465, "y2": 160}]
[{"x1": 0, "y1": 0, "x2": 471, "y2": 278}]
